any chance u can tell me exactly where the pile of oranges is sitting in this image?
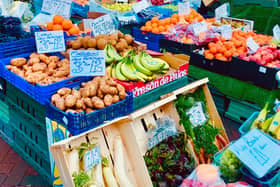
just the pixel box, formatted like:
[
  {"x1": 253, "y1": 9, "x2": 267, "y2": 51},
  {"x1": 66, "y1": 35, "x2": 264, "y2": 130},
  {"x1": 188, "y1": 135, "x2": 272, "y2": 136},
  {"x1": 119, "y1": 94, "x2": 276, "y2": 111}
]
[
  {"x1": 140, "y1": 10, "x2": 204, "y2": 34},
  {"x1": 46, "y1": 15, "x2": 81, "y2": 36},
  {"x1": 204, "y1": 30, "x2": 273, "y2": 61}
]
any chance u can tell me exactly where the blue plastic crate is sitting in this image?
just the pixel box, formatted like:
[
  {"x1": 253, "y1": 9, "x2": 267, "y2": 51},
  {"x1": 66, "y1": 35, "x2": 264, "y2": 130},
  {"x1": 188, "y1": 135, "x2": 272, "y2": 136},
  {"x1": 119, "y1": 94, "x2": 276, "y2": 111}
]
[
  {"x1": 72, "y1": 2, "x2": 89, "y2": 18},
  {"x1": 132, "y1": 27, "x2": 163, "y2": 52},
  {"x1": 46, "y1": 91, "x2": 133, "y2": 135},
  {"x1": 239, "y1": 112, "x2": 280, "y2": 144},
  {"x1": 0, "y1": 38, "x2": 36, "y2": 59},
  {"x1": 0, "y1": 53, "x2": 92, "y2": 105}
]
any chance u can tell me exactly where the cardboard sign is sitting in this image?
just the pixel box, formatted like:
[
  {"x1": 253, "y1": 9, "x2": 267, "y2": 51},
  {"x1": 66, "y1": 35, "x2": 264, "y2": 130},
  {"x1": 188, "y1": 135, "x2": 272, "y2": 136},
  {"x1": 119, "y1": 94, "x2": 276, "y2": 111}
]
[
  {"x1": 247, "y1": 37, "x2": 259, "y2": 54},
  {"x1": 35, "y1": 31, "x2": 66, "y2": 54},
  {"x1": 215, "y1": 3, "x2": 230, "y2": 20},
  {"x1": 83, "y1": 146, "x2": 101, "y2": 172},
  {"x1": 41, "y1": 0, "x2": 72, "y2": 18},
  {"x1": 90, "y1": 15, "x2": 117, "y2": 36},
  {"x1": 132, "y1": 0, "x2": 150, "y2": 13},
  {"x1": 178, "y1": 2, "x2": 190, "y2": 16},
  {"x1": 221, "y1": 25, "x2": 232, "y2": 40},
  {"x1": 229, "y1": 129, "x2": 280, "y2": 178},
  {"x1": 70, "y1": 50, "x2": 106, "y2": 77},
  {"x1": 273, "y1": 24, "x2": 280, "y2": 40}
]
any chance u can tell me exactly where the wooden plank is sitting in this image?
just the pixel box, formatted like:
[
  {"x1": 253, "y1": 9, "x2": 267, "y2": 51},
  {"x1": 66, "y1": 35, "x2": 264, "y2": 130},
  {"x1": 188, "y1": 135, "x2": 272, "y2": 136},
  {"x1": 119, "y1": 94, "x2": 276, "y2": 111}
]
[{"x1": 172, "y1": 78, "x2": 209, "y2": 96}]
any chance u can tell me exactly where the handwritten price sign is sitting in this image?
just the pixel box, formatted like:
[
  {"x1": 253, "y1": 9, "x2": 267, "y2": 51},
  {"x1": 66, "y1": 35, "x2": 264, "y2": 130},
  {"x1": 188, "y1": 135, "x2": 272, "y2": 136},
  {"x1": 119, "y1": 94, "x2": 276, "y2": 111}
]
[
  {"x1": 35, "y1": 31, "x2": 66, "y2": 54},
  {"x1": 91, "y1": 15, "x2": 117, "y2": 36},
  {"x1": 41, "y1": 0, "x2": 72, "y2": 18},
  {"x1": 70, "y1": 50, "x2": 106, "y2": 77},
  {"x1": 83, "y1": 147, "x2": 101, "y2": 172}
]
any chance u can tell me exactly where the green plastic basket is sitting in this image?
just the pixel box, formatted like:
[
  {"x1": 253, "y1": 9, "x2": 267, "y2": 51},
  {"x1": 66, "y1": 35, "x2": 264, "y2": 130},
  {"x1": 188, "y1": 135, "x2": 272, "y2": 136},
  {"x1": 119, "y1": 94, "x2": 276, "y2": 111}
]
[{"x1": 133, "y1": 76, "x2": 189, "y2": 111}]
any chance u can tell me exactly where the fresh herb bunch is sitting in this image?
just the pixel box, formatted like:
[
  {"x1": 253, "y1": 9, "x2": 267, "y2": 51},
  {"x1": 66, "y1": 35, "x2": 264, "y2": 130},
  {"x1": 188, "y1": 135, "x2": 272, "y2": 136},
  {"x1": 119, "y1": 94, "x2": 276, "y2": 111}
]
[
  {"x1": 72, "y1": 171, "x2": 90, "y2": 187},
  {"x1": 144, "y1": 133, "x2": 195, "y2": 187}
]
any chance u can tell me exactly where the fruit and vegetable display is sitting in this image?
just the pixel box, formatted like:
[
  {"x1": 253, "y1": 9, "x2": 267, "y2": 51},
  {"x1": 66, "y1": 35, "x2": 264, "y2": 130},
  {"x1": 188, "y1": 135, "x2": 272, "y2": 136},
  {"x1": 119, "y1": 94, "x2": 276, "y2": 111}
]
[
  {"x1": 175, "y1": 88, "x2": 229, "y2": 164},
  {"x1": 210, "y1": 18, "x2": 248, "y2": 30},
  {"x1": 203, "y1": 30, "x2": 272, "y2": 61},
  {"x1": 102, "y1": 3, "x2": 133, "y2": 12},
  {"x1": 7, "y1": 53, "x2": 70, "y2": 85},
  {"x1": 46, "y1": 15, "x2": 81, "y2": 35},
  {"x1": 239, "y1": 45, "x2": 280, "y2": 68},
  {"x1": 51, "y1": 76, "x2": 127, "y2": 114},
  {"x1": 107, "y1": 49, "x2": 170, "y2": 82},
  {"x1": 144, "y1": 133, "x2": 195, "y2": 187}
]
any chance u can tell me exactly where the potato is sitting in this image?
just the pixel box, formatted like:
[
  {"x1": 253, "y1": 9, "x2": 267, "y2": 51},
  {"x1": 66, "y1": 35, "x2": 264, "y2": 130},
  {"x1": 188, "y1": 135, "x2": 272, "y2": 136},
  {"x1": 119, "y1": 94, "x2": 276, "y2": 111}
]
[
  {"x1": 72, "y1": 41, "x2": 82, "y2": 49},
  {"x1": 72, "y1": 89, "x2": 81, "y2": 100},
  {"x1": 53, "y1": 70, "x2": 68, "y2": 77},
  {"x1": 119, "y1": 91, "x2": 127, "y2": 100},
  {"x1": 116, "y1": 84, "x2": 125, "y2": 93},
  {"x1": 39, "y1": 54, "x2": 49, "y2": 63},
  {"x1": 86, "y1": 108, "x2": 94, "y2": 114},
  {"x1": 106, "y1": 78, "x2": 117, "y2": 86},
  {"x1": 51, "y1": 94, "x2": 61, "y2": 104},
  {"x1": 27, "y1": 57, "x2": 40, "y2": 65},
  {"x1": 76, "y1": 109, "x2": 84, "y2": 113},
  {"x1": 32, "y1": 63, "x2": 47, "y2": 72},
  {"x1": 11, "y1": 58, "x2": 27, "y2": 67},
  {"x1": 65, "y1": 95, "x2": 77, "y2": 108},
  {"x1": 29, "y1": 53, "x2": 40, "y2": 59},
  {"x1": 57, "y1": 88, "x2": 72, "y2": 96},
  {"x1": 112, "y1": 95, "x2": 120, "y2": 103},
  {"x1": 104, "y1": 94, "x2": 113, "y2": 106},
  {"x1": 117, "y1": 30, "x2": 124, "y2": 38},
  {"x1": 55, "y1": 97, "x2": 65, "y2": 111},
  {"x1": 75, "y1": 99, "x2": 84, "y2": 109},
  {"x1": 100, "y1": 84, "x2": 118, "y2": 95},
  {"x1": 81, "y1": 88, "x2": 90, "y2": 98},
  {"x1": 124, "y1": 34, "x2": 133, "y2": 45},
  {"x1": 49, "y1": 56, "x2": 60, "y2": 63},
  {"x1": 92, "y1": 96, "x2": 105, "y2": 109},
  {"x1": 97, "y1": 38, "x2": 108, "y2": 50},
  {"x1": 97, "y1": 89, "x2": 104, "y2": 99},
  {"x1": 83, "y1": 98, "x2": 93, "y2": 108},
  {"x1": 87, "y1": 38, "x2": 97, "y2": 48},
  {"x1": 109, "y1": 33, "x2": 118, "y2": 41},
  {"x1": 48, "y1": 61, "x2": 57, "y2": 69}
]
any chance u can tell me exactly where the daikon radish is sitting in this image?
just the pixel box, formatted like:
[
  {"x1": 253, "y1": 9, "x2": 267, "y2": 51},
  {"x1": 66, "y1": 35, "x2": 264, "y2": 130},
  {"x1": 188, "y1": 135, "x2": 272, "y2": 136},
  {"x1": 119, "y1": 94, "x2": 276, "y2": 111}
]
[{"x1": 102, "y1": 158, "x2": 119, "y2": 187}]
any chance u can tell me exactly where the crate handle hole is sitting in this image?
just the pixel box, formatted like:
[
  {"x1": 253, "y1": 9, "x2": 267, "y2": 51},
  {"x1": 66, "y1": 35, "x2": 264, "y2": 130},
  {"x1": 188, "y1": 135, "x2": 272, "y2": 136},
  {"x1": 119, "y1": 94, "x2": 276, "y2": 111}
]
[
  {"x1": 21, "y1": 100, "x2": 24, "y2": 108},
  {"x1": 35, "y1": 155, "x2": 38, "y2": 162},
  {"x1": 24, "y1": 127, "x2": 27, "y2": 134},
  {"x1": 30, "y1": 131, "x2": 33, "y2": 139},
  {"x1": 20, "y1": 123, "x2": 22, "y2": 130},
  {"x1": 24, "y1": 146, "x2": 27, "y2": 153},
  {"x1": 32, "y1": 108, "x2": 35, "y2": 117},
  {"x1": 27, "y1": 105, "x2": 30, "y2": 113},
  {"x1": 29, "y1": 150, "x2": 31, "y2": 156},
  {"x1": 16, "y1": 97, "x2": 19, "y2": 105},
  {"x1": 12, "y1": 132, "x2": 15, "y2": 140},
  {"x1": 35, "y1": 136, "x2": 38, "y2": 144},
  {"x1": 141, "y1": 118, "x2": 148, "y2": 132},
  {"x1": 40, "y1": 160, "x2": 42, "y2": 167},
  {"x1": 153, "y1": 113, "x2": 157, "y2": 121}
]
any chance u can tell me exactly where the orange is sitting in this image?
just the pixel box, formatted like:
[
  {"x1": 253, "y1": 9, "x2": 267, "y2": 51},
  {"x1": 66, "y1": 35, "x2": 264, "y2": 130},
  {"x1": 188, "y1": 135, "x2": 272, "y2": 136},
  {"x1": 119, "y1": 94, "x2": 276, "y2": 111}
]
[
  {"x1": 171, "y1": 18, "x2": 177, "y2": 24},
  {"x1": 165, "y1": 25, "x2": 170, "y2": 31},
  {"x1": 53, "y1": 24, "x2": 63, "y2": 31},
  {"x1": 151, "y1": 28, "x2": 159, "y2": 33},
  {"x1": 224, "y1": 50, "x2": 232, "y2": 58},
  {"x1": 209, "y1": 47, "x2": 217, "y2": 54},
  {"x1": 158, "y1": 20, "x2": 165, "y2": 26},
  {"x1": 146, "y1": 26, "x2": 152, "y2": 32},
  {"x1": 151, "y1": 17, "x2": 159, "y2": 23},
  {"x1": 165, "y1": 18, "x2": 171, "y2": 24},
  {"x1": 68, "y1": 26, "x2": 80, "y2": 35},
  {"x1": 145, "y1": 21, "x2": 152, "y2": 27},
  {"x1": 152, "y1": 23, "x2": 158, "y2": 28},
  {"x1": 171, "y1": 13, "x2": 179, "y2": 20},
  {"x1": 62, "y1": 19, "x2": 73, "y2": 30},
  {"x1": 53, "y1": 15, "x2": 64, "y2": 24},
  {"x1": 46, "y1": 22, "x2": 54, "y2": 31},
  {"x1": 140, "y1": 26, "x2": 146, "y2": 31},
  {"x1": 205, "y1": 53, "x2": 214, "y2": 60},
  {"x1": 158, "y1": 26, "x2": 165, "y2": 33}
]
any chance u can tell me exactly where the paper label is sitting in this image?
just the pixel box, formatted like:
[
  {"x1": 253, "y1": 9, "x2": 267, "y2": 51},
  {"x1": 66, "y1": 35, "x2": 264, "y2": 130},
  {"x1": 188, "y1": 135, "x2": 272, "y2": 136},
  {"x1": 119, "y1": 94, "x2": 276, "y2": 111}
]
[
  {"x1": 83, "y1": 146, "x2": 101, "y2": 172},
  {"x1": 91, "y1": 15, "x2": 117, "y2": 36},
  {"x1": 215, "y1": 3, "x2": 230, "y2": 20},
  {"x1": 132, "y1": 0, "x2": 150, "y2": 13},
  {"x1": 35, "y1": 31, "x2": 66, "y2": 54},
  {"x1": 70, "y1": 50, "x2": 106, "y2": 77},
  {"x1": 41, "y1": 0, "x2": 72, "y2": 18},
  {"x1": 178, "y1": 2, "x2": 190, "y2": 16},
  {"x1": 221, "y1": 25, "x2": 232, "y2": 40},
  {"x1": 229, "y1": 129, "x2": 280, "y2": 178},
  {"x1": 273, "y1": 24, "x2": 280, "y2": 40},
  {"x1": 83, "y1": 19, "x2": 94, "y2": 30},
  {"x1": 247, "y1": 37, "x2": 259, "y2": 54},
  {"x1": 187, "y1": 102, "x2": 207, "y2": 127},
  {"x1": 259, "y1": 66, "x2": 267, "y2": 74},
  {"x1": 191, "y1": 21, "x2": 208, "y2": 36}
]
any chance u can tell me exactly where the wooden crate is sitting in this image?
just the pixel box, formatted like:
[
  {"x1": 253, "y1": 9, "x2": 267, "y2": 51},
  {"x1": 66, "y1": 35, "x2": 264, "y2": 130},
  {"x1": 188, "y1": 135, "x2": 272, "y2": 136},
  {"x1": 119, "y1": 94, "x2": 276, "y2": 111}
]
[{"x1": 50, "y1": 78, "x2": 229, "y2": 187}]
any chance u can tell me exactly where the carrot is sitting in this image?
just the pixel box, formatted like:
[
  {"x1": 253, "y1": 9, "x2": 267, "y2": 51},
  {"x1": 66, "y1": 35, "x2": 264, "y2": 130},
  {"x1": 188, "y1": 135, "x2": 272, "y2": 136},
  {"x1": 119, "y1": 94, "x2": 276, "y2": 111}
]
[
  {"x1": 215, "y1": 136, "x2": 222, "y2": 150},
  {"x1": 188, "y1": 139, "x2": 200, "y2": 165},
  {"x1": 207, "y1": 157, "x2": 211, "y2": 164},
  {"x1": 199, "y1": 148, "x2": 206, "y2": 164},
  {"x1": 217, "y1": 134, "x2": 228, "y2": 147}
]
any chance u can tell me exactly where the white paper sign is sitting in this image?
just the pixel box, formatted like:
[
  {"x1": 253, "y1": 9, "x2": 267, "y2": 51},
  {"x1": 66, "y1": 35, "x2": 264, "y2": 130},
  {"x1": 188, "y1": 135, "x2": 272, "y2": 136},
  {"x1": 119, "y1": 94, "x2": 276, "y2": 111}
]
[
  {"x1": 83, "y1": 147, "x2": 101, "y2": 172},
  {"x1": 187, "y1": 102, "x2": 207, "y2": 127},
  {"x1": 41, "y1": 0, "x2": 72, "y2": 18},
  {"x1": 247, "y1": 37, "x2": 259, "y2": 54},
  {"x1": 35, "y1": 31, "x2": 66, "y2": 54},
  {"x1": 132, "y1": 0, "x2": 150, "y2": 13},
  {"x1": 178, "y1": 2, "x2": 190, "y2": 16},
  {"x1": 229, "y1": 129, "x2": 280, "y2": 178},
  {"x1": 191, "y1": 21, "x2": 208, "y2": 36},
  {"x1": 90, "y1": 15, "x2": 117, "y2": 36},
  {"x1": 215, "y1": 3, "x2": 230, "y2": 20},
  {"x1": 70, "y1": 50, "x2": 106, "y2": 77},
  {"x1": 273, "y1": 24, "x2": 280, "y2": 40},
  {"x1": 221, "y1": 25, "x2": 232, "y2": 40}
]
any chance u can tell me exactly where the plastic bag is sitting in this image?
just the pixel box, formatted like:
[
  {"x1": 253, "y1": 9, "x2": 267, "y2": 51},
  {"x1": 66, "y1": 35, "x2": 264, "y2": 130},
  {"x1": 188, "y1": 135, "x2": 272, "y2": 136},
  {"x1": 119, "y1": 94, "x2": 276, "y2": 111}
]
[{"x1": 185, "y1": 102, "x2": 208, "y2": 127}]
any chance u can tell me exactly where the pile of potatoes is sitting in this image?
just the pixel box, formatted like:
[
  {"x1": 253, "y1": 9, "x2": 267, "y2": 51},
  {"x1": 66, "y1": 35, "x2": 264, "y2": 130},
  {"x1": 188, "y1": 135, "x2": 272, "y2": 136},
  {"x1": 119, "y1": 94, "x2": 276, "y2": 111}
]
[
  {"x1": 51, "y1": 76, "x2": 127, "y2": 114},
  {"x1": 66, "y1": 30, "x2": 135, "y2": 55},
  {"x1": 7, "y1": 53, "x2": 70, "y2": 85}
]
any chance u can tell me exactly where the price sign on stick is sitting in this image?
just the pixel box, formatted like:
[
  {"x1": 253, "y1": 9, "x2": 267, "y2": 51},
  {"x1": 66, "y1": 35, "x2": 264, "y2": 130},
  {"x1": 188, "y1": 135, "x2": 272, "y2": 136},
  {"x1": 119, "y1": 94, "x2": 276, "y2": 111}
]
[
  {"x1": 41, "y1": 0, "x2": 72, "y2": 18},
  {"x1": 178, "y1": 2, "x2": 190, "y2": 16},
  {"x1": 70, "y1": 50, "x2": 106, "y2": 77},
  {"x1": 35, "y1": 31, "x2": 66, "y2": 53},
  {"x1": 90, "y1": 15, "x2": 117, "y2": 36},
  {"x1": 229, "y1": 129, "x2": 280, "y2": 178},
  {"x1": 215, "y1": 3, "x2": 230, "y2": 20},
  {"x1": 132, "y1": 0, "x2": 150, "y2": 13},
  {"x1": 221, "y1": 25, "x2": 232, "y2": 40},
  {"x1": 83, "y1": 146, "x2": 101, "y2": 172},
  {"x1": 247, "y1": 37, "x2": 259, "y2": 54},
  {"x1": 273, "y1": 24, "x2": 280, "y2": 40}
]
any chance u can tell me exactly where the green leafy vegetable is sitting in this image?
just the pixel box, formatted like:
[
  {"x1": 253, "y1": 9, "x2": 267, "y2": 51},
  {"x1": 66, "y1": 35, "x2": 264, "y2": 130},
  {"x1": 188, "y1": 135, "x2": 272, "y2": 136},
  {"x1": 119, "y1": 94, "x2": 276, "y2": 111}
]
[{"x1": 72, "y1": 171, "x2": 91, "y2": 187}]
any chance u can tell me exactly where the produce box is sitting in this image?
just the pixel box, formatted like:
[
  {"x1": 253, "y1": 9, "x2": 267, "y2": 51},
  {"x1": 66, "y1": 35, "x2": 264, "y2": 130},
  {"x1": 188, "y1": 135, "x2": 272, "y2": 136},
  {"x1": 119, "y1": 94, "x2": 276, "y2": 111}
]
[
  {"x1": 50, "y1": 78, "x2": 229, "y2": 187},
  {"x1": 220, "y1": 17, "x2": 254, "y2": 32},
  {"x1": 160, "y1": 38, "x2": 197, "y2": 55},
  {"x1": 189, "y1": 51, "x2": 232, "y2": 76},
  {"x1": 0, "y1": 53, "x2": 91, "y2": 105}
]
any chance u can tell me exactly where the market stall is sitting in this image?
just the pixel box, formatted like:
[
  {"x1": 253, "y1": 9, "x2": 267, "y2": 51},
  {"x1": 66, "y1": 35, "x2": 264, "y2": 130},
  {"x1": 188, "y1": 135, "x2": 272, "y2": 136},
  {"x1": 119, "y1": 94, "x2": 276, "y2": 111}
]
[{"x1": 0, "y1": 0, "x2": 279, "y2": 186}]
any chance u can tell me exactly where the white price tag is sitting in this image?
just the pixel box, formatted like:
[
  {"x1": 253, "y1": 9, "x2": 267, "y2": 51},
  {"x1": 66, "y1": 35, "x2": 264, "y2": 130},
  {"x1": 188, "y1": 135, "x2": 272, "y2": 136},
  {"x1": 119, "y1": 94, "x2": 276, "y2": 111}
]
[
  {"x1": 0, "y1": 0, "x2": 12, "y2": 11},
  {"x1": 83, "y1": 147, "x2": 101, "y2": 172},
  {"x1": 187, "y1": 102, "x2": 207, "y2": 127},
  {"x1": 35, "y1": 31, "x2": 66, "y2": 54},
  {"x1": 273, "y1": 24, "x2": 280, "y2": 40},
  {"x1": 191, "y1": 21, "x2": 208, "y2": 36},
  {"x1": 178, "y1": 2, "x2": 190, "y2": 16},
  {"x1": 229, "y1": 129, "x2": 280, "y2": 178},
  {"x1": 215, "y1": 3, "x2": 230, "y2": 20},
  {"x1": 148, "y1": 127, "x2": 177, "y2": 149},
  {"x1": 91, "y1": 15, "x2": 117, "y2": 36},
  {"x1": 247, "y1": 37, "x2": 259, "y2": 54},
  {"x1": 132, "y1": 0, "x2": 150, "y2": 13},
  {"x1": 41, "y1": 0, "x2": 72, "y2": 18},
  {"x1": 259, "y1": 66, "x2": 267, "y2": 74},
  {"x1": 70, "y1": 50, "x2": 106, "y2": 77},
  {"x1": 221, "y1": 25, "x2": 232, "y2": 40}
]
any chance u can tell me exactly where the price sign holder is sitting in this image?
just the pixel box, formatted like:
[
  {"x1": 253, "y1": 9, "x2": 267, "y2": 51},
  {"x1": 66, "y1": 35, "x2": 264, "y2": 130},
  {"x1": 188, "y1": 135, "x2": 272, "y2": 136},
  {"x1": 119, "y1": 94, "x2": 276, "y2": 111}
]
[
  {"x1": 35, "y1": 31, "x2": 66, "y2": 54},
  {"x1": 70, "y1": 50, "x2": 106, "y2": 77},
  {"x1": 247, "y1": 37, "x2": 259, "y2": 54},
  {"x1": 41, "y1": 0, "x2": 72, "y2": 18},
  {"x1": 273, "y1": 24, "x2": 280, "y2": 40},
  {"x1": 132, "y1": 0, "x2": 150, "y2": 13},
  {"x1": 229, "y1": 129, "x2": 280, "y2": 178},
  {"x1": 215, "y1": 3, "x2": 230, "y2": 20},
  {"x1": 178, "y1": 2, "x2": 190, "y2": 16},
  {"x1": 90, "y1": 14, "x2": 117, "y2": 36}
]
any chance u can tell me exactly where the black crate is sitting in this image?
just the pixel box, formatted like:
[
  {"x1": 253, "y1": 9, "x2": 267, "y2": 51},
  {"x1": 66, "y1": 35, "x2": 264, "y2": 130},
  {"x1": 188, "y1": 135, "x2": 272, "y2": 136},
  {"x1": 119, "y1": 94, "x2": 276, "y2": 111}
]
[{"x1": 159, "y1": 38, "x2": 196, "y2": 55}]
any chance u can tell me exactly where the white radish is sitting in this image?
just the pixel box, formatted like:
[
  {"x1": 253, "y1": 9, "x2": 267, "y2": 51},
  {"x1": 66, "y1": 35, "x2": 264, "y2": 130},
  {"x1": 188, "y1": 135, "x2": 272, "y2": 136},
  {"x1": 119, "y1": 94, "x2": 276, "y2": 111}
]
[{"x1": 103, "y1": 166, "x2": 119, "y2": 187}]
